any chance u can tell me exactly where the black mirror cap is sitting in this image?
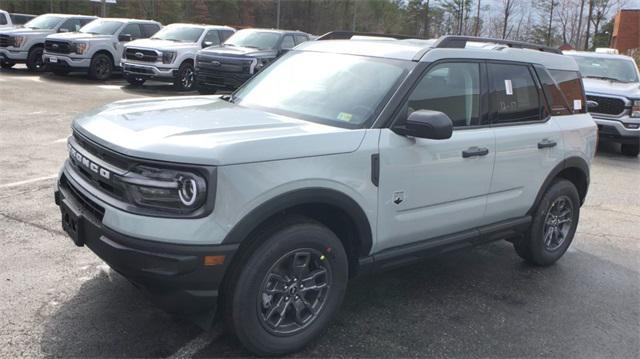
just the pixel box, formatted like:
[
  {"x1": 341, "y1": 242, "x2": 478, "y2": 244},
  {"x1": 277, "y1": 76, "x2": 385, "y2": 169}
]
[
  {"x1": 118, "y1": 34, "x2": 132, "y2": 42},
  {"x1": 393, "y1": 110, "x2": 453, "y2": 140}
]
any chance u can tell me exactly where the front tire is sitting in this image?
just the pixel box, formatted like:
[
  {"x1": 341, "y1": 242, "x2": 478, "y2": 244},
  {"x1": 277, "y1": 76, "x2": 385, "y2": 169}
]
[
  {"x1": 26, "y1": 46, "x2": 46, "y2": 72},
  {"x1": 88, "y1": 53, "x2": 113, "y2": 81},
  {"x1": 621, "y1": 143, "x2": 639, "y2": 157},
  {"x1": 174, "y1": 61, "x2": 195, "y2": 91},
  {"x1": 514, "y1": 179, "x2": 580, "y2": 266},
  {"x1": 225, "y1": 218, "x2": 348, "y2": 356}
]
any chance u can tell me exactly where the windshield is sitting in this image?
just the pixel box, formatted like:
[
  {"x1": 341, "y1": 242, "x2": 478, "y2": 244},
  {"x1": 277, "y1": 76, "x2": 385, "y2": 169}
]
[
  {"x1": 24, "y1": 15, "x2": 63, "y2": 30},
  {"x1": 225, "y1": 30, "x2": 280, "y2": 50},
  {"x1": 79, "y1": 20, "x2": 122, "y2": 35},
  {"x1": 234, "y1": 51, "x2": 410, "y2": 128},
  {"x1": 573, "y1": 55, "x2": 639, "y2": 83},
  {"x1": 151, "y1": 25, "x2": 204, "y2": 42}
]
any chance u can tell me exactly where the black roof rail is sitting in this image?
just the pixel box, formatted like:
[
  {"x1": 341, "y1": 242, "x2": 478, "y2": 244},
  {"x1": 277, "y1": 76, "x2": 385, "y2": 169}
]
[
  {"x1": 316, "y1": 31, "x2": 420, "y2": 41},
  {"x1": 433, "y1": 35, "x2": 562, "y2": 54}
]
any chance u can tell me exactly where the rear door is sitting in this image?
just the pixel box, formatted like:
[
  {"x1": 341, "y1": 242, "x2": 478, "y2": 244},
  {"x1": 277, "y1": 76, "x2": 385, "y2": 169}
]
[
  {"x1": 376, "y1": 61, "x2": 496, "y2": 251},
  {"x1": 484, "y1": 62, "x2": 564, "y2": 223}
]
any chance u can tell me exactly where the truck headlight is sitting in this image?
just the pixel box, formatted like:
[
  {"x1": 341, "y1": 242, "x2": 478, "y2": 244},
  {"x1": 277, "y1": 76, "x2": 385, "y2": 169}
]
[
  {"x1": 162, "y1": 51, "x2": 176, "y2": 64},
  {"x1": 631, "y1": 100, "x2": 640, "y2": 118},
  {"x1": 72, "y1": 42, "x2": 89, "y2": 55},
  {"x1": 12, "y1": 35, "x2": 25, "y2": 48},
  {"x1": 119, "y1": 165, "x2": 207, "y2": 213}
]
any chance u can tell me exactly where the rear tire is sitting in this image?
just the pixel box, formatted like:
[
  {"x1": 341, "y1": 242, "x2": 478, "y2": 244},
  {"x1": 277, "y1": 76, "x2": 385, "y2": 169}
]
[
  {"x1": 621, "y1": 143, "x2": 639, "y2": 157},
  {"x1": 88, "y1": 53, "x2": 112, "y2": 81},
  {"x1": 26, "y1": 46, "x2": 46, "y2": 72},
  {"x1": 174, "y1": 61, "x2": 195, "y2": 91},
  {"x1": 514, "y1": 179, "x2": 580, "y2": 266},
  {"x1": 1, "y1": 61, "x2": 15, "y2": 69},
  {"x1": 225, "y1": 218, "x2": 348, "y2": 356}
]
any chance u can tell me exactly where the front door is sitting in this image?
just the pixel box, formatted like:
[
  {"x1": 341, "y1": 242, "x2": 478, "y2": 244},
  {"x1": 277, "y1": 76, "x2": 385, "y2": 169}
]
[{"x1": 376, "y1": 61, "x2": 496, "y2": 252}]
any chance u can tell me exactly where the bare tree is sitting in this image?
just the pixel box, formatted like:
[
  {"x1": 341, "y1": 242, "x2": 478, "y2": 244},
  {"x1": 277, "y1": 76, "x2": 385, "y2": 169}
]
[{"x1": 500, "y1": 0, "x2": 517, "y2": 39}]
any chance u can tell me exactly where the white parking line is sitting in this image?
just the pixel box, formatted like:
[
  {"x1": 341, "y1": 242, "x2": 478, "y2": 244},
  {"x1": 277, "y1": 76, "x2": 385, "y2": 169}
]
[
  {"x1": 0, "y1": 175, "x2": 57, "y2": 188},
  {"x1": 98, "y1": 85, "x2": 122, "y2": 90},
  {"x1": 166, "y1": 332, "x2": 218, "y2": 359}
]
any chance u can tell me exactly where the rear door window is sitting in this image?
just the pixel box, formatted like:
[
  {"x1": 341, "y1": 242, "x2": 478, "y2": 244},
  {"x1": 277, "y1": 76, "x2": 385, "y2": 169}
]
[
  {"x1": 294, "y1": 35, "x2": 308, "y2": 45},
  {"x1": 59, "y1": 18, "x2": 82, "y2": 32},
  {"x1": 0, "y1": 13, "x2": 7, "y2": 25},
  {"x1": 489, "y1": 63, "x2": 542, "y2": 124},
  {"x1": 141, "y1": 23, "x2": 160, "y2": 38},
  {"x1": 220, "y1": 29, "x2": 234, "y2": 42},
  {"x1": 281, "y1": 35, "x2": 295, "y2": 50}
]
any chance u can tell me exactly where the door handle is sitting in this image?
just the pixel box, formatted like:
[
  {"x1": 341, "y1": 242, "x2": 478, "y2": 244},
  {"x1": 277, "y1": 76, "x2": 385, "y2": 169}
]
[
  {"x1": 537, "y1": 139, "x2": 557, "y2": 149},
  {"x1": 462, "y1": 146, "x2": 489, "y2": 158}
]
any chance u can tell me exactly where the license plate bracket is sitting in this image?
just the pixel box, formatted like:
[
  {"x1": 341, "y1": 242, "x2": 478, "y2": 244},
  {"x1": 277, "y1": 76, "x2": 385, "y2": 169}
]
[
  {"x1": 49, "y1": 56, "x2": 58, "y2": 63},
  {"x1": 60, "y1": 199, "x2": 85, "y2": 246}
]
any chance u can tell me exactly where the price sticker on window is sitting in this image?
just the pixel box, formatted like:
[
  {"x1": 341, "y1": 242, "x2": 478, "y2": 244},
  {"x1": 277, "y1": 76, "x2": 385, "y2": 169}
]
[{"x1": 504, "y1": 79, "x2": 513, "y2": 95}]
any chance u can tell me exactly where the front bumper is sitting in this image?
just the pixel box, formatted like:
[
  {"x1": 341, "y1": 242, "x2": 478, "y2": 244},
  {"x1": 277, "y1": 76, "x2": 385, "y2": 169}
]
[
  {"x1": 0, "y1": 47, "x2": 28, "y2": 62},
  {"x1": 43, "y1": 52, "x2": 91, "y2": 70},
  {"x1": 593, "y1": 116, "x2": 640, "y2": 144},
  {"x1": 54, "y1": 172, "x2": 238, "y2": 317},
  {"x1": 122, "y1": 61, "x2": 177, "y2": 81}
]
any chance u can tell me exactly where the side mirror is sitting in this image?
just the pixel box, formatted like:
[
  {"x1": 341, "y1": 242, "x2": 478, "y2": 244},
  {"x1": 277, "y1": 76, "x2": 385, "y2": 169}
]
[
  {"x1": 586, "y1": 100, "x2": 599, "y2": 109},
  {"x1": 58, "y1": 28, "x2": 69, "y2": 33},
  {"x1": 118, "y1": 34, "x2": 132, "y2": 42},
  {"x1": 393, "y1": 110, "x2": 453, "y2": 140},
  {"x1": 202, "y1": 41, "x2": 214, "y2": 48}
]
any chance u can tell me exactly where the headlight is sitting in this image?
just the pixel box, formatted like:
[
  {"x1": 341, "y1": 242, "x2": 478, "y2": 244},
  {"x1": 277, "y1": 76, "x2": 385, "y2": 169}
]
[
  {"x1": 162, "y1": 51, "x2": 176, "y2": 64},
  {"x1": 12, "y1": 35, "x2": 25, "y2": 48},
  {"x1": 119, "y1": 165, "x2": 207, "y2": 213},
  {"x1": 631, "y1": 100, "x2": 640, "y2": 118},
  {"x1": 72, "y1": 42, "x2": 89, "y2": 55}
]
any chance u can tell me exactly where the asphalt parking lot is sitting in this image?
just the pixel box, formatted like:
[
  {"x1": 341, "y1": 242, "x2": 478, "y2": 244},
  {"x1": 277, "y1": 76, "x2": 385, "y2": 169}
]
[{"x1": 1, "y1": 65, "x2": 639, "y2": 358}]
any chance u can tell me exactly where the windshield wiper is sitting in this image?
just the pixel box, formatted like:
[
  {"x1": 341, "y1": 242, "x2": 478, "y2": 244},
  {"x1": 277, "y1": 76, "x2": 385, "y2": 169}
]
[
  {"x1": 220, "y1": 94, "x2": 235, "y2": 103},
  {"x1": 584, "y1": 75, "x2": 629, "y2": 83}
]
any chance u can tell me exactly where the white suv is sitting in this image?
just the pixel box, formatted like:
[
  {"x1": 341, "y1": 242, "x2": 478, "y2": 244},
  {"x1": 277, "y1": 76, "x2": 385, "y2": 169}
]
[
  {"x1": 43, "y1": 18, "x2": 161, "y2": 80},
  {"x1": 121, "y1": 23, "x2": 234, "y2": 91},
  {"x1": 55, "y1": 34, "x2": 597, "y2": 356}
]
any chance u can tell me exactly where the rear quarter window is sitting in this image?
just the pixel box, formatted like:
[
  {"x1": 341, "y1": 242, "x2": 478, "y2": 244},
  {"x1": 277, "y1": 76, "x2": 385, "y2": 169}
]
[{"x1": 549, "y1": 70, "x2": 586, "y2": 114}]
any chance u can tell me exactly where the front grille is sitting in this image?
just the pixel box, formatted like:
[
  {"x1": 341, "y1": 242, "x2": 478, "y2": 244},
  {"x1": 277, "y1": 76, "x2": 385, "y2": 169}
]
[
  {"x1": 196, "y1": 54, "x2": 253, "y2": 74},
  {"x1": 587, "y1": 95, "x2": 626, "y2": 116},
  {"x1": 73, "y1": 132, "x2": 130, "y2": 170},
  {"x1": 60, "y1": 174, "x2": 105, "y2": 222},
  {"x1": 45, "y1": 40, "x2": 72, "y2": 54},
  {"x1": 0, "y1": 34, "x2": 11, "y2": 48},
  {"x1": 124, "y1": 47, "x2": 158, "y2": 62}
]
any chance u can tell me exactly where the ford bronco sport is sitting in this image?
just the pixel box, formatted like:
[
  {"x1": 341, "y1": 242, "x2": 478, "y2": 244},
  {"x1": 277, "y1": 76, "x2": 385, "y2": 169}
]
[
  {"x1": 565, "y1": 50, "x2": 640, "y2": 156},
  {"x1": 55, "y1": 33, "x2": 596, "y2": 355},
  {"x1": 195, "y1": 28, "x2": 310, "y2": 93},
  {"x1": 43, "y1": 18, "x2": 161, "y2": 80},
  {"x1": 121, "y1": 23, "x2": 234, "y2": 91},
  {"x1": 0, "y1": 13, "x2": 96, "y2": 71}
]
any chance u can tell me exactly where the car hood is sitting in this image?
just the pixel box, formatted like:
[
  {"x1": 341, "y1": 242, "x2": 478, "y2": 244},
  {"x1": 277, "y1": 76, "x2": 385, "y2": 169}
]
[
  {"x1": 126, "y1": 38, "x2": 197, "y2": 51},
  {"x1": 72, "y1": 96, "x2": 365, "y2": 166},
  {"x1": 583, "y1": 78, "x2": 640, "y2": 99},
  {"x1": 46, "y1": 32, "x2": 113, "y2": 42},
  {"x1": 0, "y1": 27, "x2": 54, "y2": 36},
  {"x1": 199, "y1": 45, "x2": 276, "y2": 58}
]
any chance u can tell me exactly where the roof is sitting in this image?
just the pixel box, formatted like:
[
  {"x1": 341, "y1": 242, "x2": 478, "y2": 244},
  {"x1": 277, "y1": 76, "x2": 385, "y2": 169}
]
[
  {"x1": 564, "y1": 50, "x2": 635, "y2": 61},
  {"x1": 296, "y1": 36, "x2": 579, "y2": 71},
  {"x1": 236, "y1": 28, "x2": 308, "y2": 35},
  {"x1": 41, "y1": 13, "x2": 97, "y2": 18},
  {"x1": 164, "y1": 23, "x2": 234, "y2": 31},
  {"x1": 100, "y1": 17, "x2": 160, "y2": 24}
]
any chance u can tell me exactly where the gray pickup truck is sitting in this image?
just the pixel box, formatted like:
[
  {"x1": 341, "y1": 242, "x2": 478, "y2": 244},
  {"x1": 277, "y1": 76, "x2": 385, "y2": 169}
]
[{"x1": 566, "y1": 50, "x2": 640, "y2": 156}]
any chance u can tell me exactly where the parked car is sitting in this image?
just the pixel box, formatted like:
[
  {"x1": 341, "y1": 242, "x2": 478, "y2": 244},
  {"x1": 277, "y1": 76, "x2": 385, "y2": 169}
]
[
  {"x1": 55, "y1": 34, "x2": 596, "y2": 356},
  {"x1": 565, "y1": 50, "x2": 640, "y2": 156},
  {"x1": 195, "y1": 28, "x2": 310, "y2": 93},
  {"x1": 121, "y1": 23, "x2": 234, "y2": 91},
  {"x1": 0, "y1": 13, "x2": 96, "y2": 71},
  {"x1": 10, "y1": 13, "x2": 36, "y2": 26},
  {"x1": 43, "y1": 18, "x2": 161, "y2": 80},
  {"x1": 0, "y1": 9, "x2": 13, "y2": 29}
]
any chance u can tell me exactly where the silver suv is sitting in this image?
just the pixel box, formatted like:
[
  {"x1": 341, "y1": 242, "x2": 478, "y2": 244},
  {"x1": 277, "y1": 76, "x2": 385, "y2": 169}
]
[
  {"x1": 43, "y1": 18, "x2": 161, "y2": 80},
  {"x1": 55, "y1": 34, "x2": 597, "y2": 356},
  {"x1": 0, "y1": 13, "x2": 96, "y2": 71},
  {"x1": 121, "y1": 23, "x2": 234, "y2": 91},
  {"x1": 565, "y1": 50, "x2": 640, "y2": 156}
]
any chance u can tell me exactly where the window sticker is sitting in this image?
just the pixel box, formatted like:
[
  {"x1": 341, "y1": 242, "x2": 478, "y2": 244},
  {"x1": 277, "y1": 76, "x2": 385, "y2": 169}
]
[
  {"x1": 504, "y1": 79, "x2": 513, "y2": 95},
  {"x1": 337, "y1": 112, "x2": 353, "y2": 122},
  {"x1": 573, "y1": 99, "x2": 582, "y2": 111}
]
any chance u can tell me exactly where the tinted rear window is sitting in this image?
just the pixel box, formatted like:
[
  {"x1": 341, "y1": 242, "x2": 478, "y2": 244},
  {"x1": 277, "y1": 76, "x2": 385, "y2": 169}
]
[{"x1": 549, "y1": 70, "x2": 586, "y2": 114}]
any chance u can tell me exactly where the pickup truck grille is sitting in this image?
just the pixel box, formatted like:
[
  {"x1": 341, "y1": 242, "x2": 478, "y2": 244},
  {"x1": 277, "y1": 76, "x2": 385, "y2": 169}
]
[
  {"x1": 45, "y1": 40, "x2": 72, "y2": 54},
  {"x1": 196, "y1": 54, "x2": 254, "y2": 74},
  {"x1": 124, "y1": 47, "x2": 158, "y2": 62},
  {"x1": 0, "y1": 34, "x2": 11, "y2": 47},
  {"x1": 587, "y1": 95, "x2": 626, "y2": 116}
]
